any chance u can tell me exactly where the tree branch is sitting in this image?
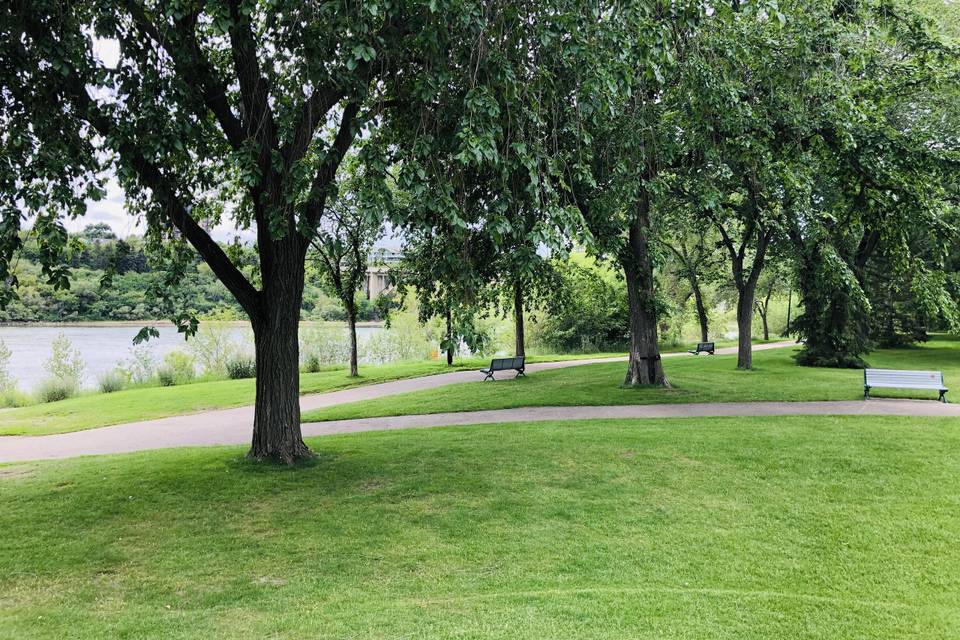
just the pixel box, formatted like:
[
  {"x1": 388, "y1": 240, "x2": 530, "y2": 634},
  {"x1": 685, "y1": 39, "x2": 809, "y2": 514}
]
[
  {"x1": 283, "y1": 86, "x2": 345, "y2": 167},
  {"x1": 301, "y1": 102, "x2": 362, "y2": 245},
  {"x1": 40, "y1": 40, "x2": 261, "y2": 314},
  {"x1": 226, "y1": 0, "x2": 278, "y2": 154},
  {"x1": 124, "y1": 0, "x2": 246, "y2": 150}
]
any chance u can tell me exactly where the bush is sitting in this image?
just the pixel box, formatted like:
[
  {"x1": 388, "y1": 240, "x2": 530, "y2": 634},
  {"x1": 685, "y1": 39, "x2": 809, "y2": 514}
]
[
  {"x1": 363, "y1": 308, "x2": 432, "y2": 363},
  {"x1": 300, "y1": 324, "x2": 350, "y2": 367},
  {"x1": 1, "y1": 389, "x2": 31, "y2": 408},
  {"x1": 44, "y1": 333, "x2": 85, "y2": 388},
  {"x1": 188, "y1": 323, "x2": 250, "y2": 375},
  {"x1": 319, "y1": 304, "x2": 347, "y2": 321},
  {"x1": 37, "y1": 378, "x2": 78, "y2": 403},
  {"x1": 225, "y1": 356, "x2": 256, "y2": 379},
  {"x1": 162, "y1": 351, "x2": 196, "y2": 384},
  {"x1": 0, "y1": 339, "x2": 16, "y2": 393},
  {"x1": 302, "y1": 353, "x2": 323, "y2": 373},
  {"x1": 122, "y1": 344, "x2": 157, "y2": 384},
  {"x1": 530, "y1": 259, "x2": 629, "y2": 353},
  {"x1": 97, "y1": 369, "x2": 127, "y2": 393},
  {"x1": 156, "y1": 366, "x2": 177, "y2": 387}
]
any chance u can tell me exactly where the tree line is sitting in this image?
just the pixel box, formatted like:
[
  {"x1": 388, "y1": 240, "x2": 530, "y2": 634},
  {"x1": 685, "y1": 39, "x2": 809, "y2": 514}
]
[{"x1": 0, "y1": 223, "x2": 387, "y2": 323}]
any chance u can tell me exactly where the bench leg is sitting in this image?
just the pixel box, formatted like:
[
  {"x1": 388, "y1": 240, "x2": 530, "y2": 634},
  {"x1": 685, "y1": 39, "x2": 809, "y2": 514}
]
[
  {"x1": 940, "y1": 390, "x2": 947, "y2": 403},
  {"x1": 864, "y1": 386, "x2": 870, "y2": 400},
  {"x1": 515, "y1": 369, "x2": 525, "y2": 378},
  {"x1": 484, "y1": 372, "x2": 495, "y2": 381}
]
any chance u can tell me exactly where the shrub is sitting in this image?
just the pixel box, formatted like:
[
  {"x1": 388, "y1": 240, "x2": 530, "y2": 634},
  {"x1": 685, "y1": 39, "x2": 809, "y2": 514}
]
[
  {"x1": 363, "y1": 308, "x2": 432, "y2": 363},
  {"x1": 162, "y1": 351, "x2": 196, "y2": 384},
  {"x1": 122, "y1": 344, "x2": 157, "y2": 384},
  {"x1": 319, "y1": 304, "x2": 347, "y2": 321},
  {"x1": 300, "y1": 324, "x2": 350, "y2": 367},
  {"x1": 1, "y1": 389, "x2": 31, "y2": 408},
  {"x1": 188, "y1": 323, "x2": 250, "y2": 375},
  {"x1": 42, "y1": 334, "x2": 84, "y2": 398},
  {"x1": 156, "y1": 366, "x2": 176, "y2": 387},
  {"x1": 37, "y1": 378, "x2": 77, "y2": 403},
  {"x1": 225, "y1": 356, "x2": 256, "y2": 379},
  {"x1": 97, "y1": 369, "x2": 127, "y2": 393},
  {"x1": 302, "y1": 353, "x2": 323, "y2": 373},
  {"x1": 530, "y1": 260, "x2": 629, "y2": 353},
  {"x1": 0, "y1": 339, "x2": 15, "y2": 393}
]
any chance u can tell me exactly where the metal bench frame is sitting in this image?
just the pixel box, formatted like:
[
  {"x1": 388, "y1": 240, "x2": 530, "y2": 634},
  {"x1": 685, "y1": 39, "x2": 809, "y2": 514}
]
[
  {"x1": 481, "y1": 356, "x2": 526, "y2": 381},
  {"x1": 688, "y1": 342, "x2": 715, "y2": 356},
  {"x1": 864, "y1": 368, "x2": 948, "y2": 403}
]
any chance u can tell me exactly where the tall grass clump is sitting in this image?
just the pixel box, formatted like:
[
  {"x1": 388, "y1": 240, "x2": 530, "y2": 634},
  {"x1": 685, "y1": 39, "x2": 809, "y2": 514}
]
[
  {"x1": 97, "y1": 369, "x2": 127, "y2": 393},
  {"x1": 225, "y1": 356, "x2": 256, "y2": 379},
  {"x1": 158, "y1": 351, "x2": 196, "y2": 386}
]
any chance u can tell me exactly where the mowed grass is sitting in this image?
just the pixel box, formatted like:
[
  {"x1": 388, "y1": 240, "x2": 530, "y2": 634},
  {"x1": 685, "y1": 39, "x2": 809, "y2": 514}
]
[
  {"x1": 1, "y1": 416, "x2": 958, "y2": 638},
  {"x1": 303, "y1": 336, "x2": 960, "y2": 422}
]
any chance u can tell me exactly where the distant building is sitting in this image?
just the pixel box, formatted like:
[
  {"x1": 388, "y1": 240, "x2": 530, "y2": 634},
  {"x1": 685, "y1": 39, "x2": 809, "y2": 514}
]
[
  {"x1": 364, "y1": 248, "x2": 402, "y2": 299},
  {"x1": 365, "y1": 265, "x2": 392, "y2": 299}
]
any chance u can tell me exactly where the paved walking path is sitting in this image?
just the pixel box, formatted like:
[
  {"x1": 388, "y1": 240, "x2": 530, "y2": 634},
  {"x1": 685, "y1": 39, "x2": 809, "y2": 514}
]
[{"x1": 5, "y1": 340, "x2": 954, "y2": 464}]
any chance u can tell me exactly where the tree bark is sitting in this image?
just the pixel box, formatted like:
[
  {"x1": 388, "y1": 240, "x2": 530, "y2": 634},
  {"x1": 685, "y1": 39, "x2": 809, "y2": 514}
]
[
  {"x1": 513, "y1": 279, "x2": 525, "y2": 357},
  {"x1": 446, "y1": 306, "x2": 454, "y2": 366},
  {"x1": 346, "y1": 308, "x2": 359, "y2": 377},
  {"x1": 621, "y1": 198, "x2": 668, "y2": 387},
  {"x1": 691, "y1": 280, "x2": 709, "y2": 343},
  {"x1": 785, "y1": 288, "x2": 792, "y2": 336},
  {"x1": 248, "y1": 244, "x2": 311, "y2": 464},
  {"x1": 736, "y1": 282, "x2": 758, "y2": 369}
]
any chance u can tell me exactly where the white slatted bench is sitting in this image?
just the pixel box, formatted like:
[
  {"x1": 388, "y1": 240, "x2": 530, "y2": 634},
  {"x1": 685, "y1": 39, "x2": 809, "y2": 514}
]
[{"x1": 864, "y1": 369, "x2": 948, "y2": 403}]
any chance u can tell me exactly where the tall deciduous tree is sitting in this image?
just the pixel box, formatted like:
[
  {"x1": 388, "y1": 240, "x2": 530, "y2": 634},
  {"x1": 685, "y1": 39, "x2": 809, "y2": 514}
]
[
  {"x1": 782, "y1": 1, "x2": 960, "y2": 366},
  {"x1": 310, "y1": 156, "x2": 387, "y2": 378},
  {"x1": 559, "y1": 1, "x2": 707, "y2": 387},
  {"x1": 0, "y1": 0, "x2": 534, "y2": 463}
]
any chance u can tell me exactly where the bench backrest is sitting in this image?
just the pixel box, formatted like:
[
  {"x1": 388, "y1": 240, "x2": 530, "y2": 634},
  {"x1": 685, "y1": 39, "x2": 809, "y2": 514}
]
[
  {"x1": 865, "y1": 368, "x2": 945, "y2": 388},
  {"x1": 696, "y1": 342, "x2": 714, "y2": 351},
  {"x1": 490, "y1": 356, "x2": 525, "y2": 371}
]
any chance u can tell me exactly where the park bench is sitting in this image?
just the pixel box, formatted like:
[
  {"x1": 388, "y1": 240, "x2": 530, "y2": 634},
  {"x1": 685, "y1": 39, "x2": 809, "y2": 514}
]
[
  {"x1": 688, "y1": 341, "x2": 715, "y2": 356},
  {"x1": 864, "y1": 368, "x2": 948, "y2": 403},
  {"x1": 481, "y1": 356, "x2": 526, "y2": 381}
]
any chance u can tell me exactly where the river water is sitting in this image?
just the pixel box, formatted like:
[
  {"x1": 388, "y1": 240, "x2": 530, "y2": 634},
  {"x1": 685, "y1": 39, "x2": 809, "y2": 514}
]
[{"x1": 0, "y1": 324, "x2": 382, "y2": 391}]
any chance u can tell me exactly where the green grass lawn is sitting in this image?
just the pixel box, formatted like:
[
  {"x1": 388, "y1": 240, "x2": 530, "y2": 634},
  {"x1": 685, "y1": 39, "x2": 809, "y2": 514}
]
[
  {"x1": 1, "y1": 416, "x2": 957, "y2": 638},
  {"x1": 303, "y1": 336, "x2": 960, "y2": 422}
]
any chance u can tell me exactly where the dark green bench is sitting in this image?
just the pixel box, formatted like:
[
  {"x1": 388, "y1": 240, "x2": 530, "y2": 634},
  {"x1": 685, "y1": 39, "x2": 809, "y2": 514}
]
[
  {"x1": 688, "y1": 341, "x2": 715, "y2": 355},
  {"x1": 481, "y1": 356, "x2": 525, "y2": 381}
]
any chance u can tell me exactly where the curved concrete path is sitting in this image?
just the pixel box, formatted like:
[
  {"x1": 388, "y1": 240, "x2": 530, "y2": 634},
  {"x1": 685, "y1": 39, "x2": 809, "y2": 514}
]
[
  {"x1": 6, "y1": 340, "x2": 953, "y2": 464},
  {"x1": 1, "y1": 399, "x2": 957, "y2": 463}
]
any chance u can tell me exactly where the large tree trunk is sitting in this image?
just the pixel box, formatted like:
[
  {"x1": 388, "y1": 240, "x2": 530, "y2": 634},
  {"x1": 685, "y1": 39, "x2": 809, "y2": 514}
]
[
  {"x1": 736, "y1": 282, "x2": 758, "y2": 370},
  {"x1": 621, "y1": 200, "x2": 668, "y2": 387},
  {"x1": 691, "y1": 280, "x2": 709, "y2": 343},
  {"x1": 346, "y1": 308, "x2": 359, "y2": 377},
  {"x1": 785, "y1": 288, "x2": 792, "y2": 335},
  {"x1": 445, "y1": 306, "x2": 454, "y2": 366},
  {"x1": 513, "y1": 279, "x2": 525, "y2": 357},
  {"x1": 248, "y1": 245, "x2": 311, "y2": 464}
]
